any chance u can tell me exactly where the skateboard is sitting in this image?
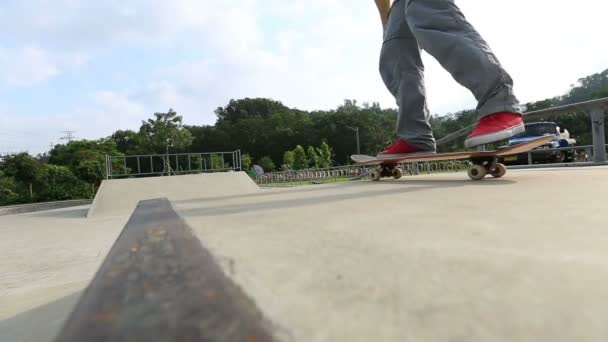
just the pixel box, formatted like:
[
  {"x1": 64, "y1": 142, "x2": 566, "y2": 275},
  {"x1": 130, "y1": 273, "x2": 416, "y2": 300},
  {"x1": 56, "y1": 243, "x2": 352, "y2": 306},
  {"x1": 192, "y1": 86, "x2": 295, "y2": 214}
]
[{"x1": 351, "y1": 135, "x2": 555, "y2": 181}]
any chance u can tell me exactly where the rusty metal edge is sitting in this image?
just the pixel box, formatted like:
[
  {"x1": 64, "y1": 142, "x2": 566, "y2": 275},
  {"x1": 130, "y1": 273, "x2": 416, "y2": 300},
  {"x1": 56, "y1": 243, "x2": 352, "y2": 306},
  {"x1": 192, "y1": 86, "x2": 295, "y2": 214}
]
[{"x1": 54, "y1": 197, "x2": 280, "y2": 342}]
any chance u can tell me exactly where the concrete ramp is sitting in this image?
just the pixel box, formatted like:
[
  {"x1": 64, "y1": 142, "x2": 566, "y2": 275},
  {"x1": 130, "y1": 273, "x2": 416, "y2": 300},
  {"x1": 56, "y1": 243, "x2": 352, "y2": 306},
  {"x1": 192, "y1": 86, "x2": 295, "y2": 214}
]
[{"x1": 87, "y1": 172, "x2": 259, "y2": 218}]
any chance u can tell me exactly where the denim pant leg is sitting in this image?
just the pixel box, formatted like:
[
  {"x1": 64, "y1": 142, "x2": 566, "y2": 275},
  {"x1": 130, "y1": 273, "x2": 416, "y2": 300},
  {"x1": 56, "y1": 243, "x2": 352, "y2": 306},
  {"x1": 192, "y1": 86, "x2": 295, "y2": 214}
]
[
  {"x1": 405, "y1": 0, "x2": 522, "y2": 118},
  {"x1": 379, "y1": 0, "x2": 436, "y2": 151}
]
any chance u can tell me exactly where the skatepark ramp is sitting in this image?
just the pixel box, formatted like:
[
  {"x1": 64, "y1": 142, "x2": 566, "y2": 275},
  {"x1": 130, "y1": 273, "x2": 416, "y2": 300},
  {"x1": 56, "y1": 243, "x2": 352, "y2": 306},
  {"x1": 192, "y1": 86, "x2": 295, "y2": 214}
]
[
  {"x1": 56, "y1": 198, "x2": 277, "y2": 341},
  {"x1": 87, "y1": 172, "x2": 260, "y2": 218}
]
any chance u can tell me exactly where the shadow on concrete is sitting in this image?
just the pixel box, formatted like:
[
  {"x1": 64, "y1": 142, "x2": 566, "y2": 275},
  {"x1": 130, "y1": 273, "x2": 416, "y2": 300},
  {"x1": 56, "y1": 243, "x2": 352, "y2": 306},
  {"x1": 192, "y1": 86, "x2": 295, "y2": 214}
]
[
  {"x1": 178, "y1": 178, "x2": 515, "y2": 218},
  {"x1": 0, "y1": 291, "x2": 82, "y2": 342},
  {"x1": 27, "y1": 207, "x2": 89, "y2": 219}
]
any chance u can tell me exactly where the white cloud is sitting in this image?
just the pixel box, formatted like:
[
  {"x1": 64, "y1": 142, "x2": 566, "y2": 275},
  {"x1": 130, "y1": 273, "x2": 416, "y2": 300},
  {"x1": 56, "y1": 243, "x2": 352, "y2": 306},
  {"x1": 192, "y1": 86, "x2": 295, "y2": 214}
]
[
  {"x1": 0, "y1": 45, "x2": 89, "y2": 87},
  {"x1": 0, "y1": 46, "x2": 59, "y2": 87}
]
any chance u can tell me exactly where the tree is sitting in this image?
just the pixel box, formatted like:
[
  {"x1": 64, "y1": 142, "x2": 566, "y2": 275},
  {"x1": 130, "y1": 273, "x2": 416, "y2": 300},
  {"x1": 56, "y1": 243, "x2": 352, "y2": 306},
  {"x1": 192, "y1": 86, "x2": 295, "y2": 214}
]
[
  {"x1": 317, "y1": 142, "x2": 332, "y2": 168},
  {"x1": 185, "y1": 125, "x2": 231, "y2": 153},
  {"x1": 0, "y1": 153, "x2": 45, "y2": 202},
  {"x1": 37, "y1": 165, "x2": 93, "y2": 202},
  {"x1": 209, "y1": 154, "x2": 225, "y2": 170},
  {"x1": 258, "y1": 156, "x2": 275, "y2": 172},
  {"x1": 111, "y1": 130, "x2": 141, "y2": 155},
  {"x1": 138, "y1": 109, "x2": 194, "y2": 154},
  {"x1": 306, "y1": 146, "x2": 318, "y2": 168},
  {"x1": 0, "y1": 173, "x2": 19, "y2": 205},
  {"x1": 292, "y1": 145, "x2": 308, "y2": 170},
  {"x1": 241, "y1": 153, "x2": 252, "y2": 171},
  {"x1": 48, "y1": 139, "x2": 121, "y2": 185},
  {"x1": 1, "y1": 153, "x2": 45, "y2": 186},
  {"x1": 282, "y1": 151, "x2": 295, "y2": 169}
]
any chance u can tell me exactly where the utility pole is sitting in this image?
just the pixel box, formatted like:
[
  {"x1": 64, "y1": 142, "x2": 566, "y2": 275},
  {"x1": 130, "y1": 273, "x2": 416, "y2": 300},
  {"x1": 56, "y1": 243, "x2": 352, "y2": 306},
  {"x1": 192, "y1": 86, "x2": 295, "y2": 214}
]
[
  {"x1": 346, "y1": 126, "x2": 361, "y2": 155},
  {"x1": 60, "y1": 131, "x2": 76, "y2": 143}
]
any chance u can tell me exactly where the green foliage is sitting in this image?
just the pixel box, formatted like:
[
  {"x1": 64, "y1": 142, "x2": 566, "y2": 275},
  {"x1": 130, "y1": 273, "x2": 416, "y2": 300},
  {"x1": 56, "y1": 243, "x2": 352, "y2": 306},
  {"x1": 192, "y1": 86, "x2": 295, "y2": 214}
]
[
  {"x1": 317, "y1": 141, "x2": 332, "y2": 168},
  {"x1": 207, "y1": 98, "x2": 315, "y2": 165},
  {"x1": 138, "y1": 109, "x2": 194, "y2": 154},
  {"x1": 49, "y1": 139, "x2": 121, "y2": 185},
  {"x1": 241, "y1": 153, "x2": 252, "y2": 171},
  {"x1": 306, "y1": 146, "x2": 318, "y2": 168},
  {"x1": 0, "y1": 153, "x2": 45, "y2": 185},
  {"x1": 37, "y1": 165, "x2": 93, "y2": 201},
  {"x1": 0, "y1": 155, "x2": 92, "y2": 205},
  {"x1": 111, "y1": 130, "x2": 141, "y2": 155},
  {"x1": 282, "y1": 151, "x2": 294, "y2": 169},
  {"x1": 209, "y1": 154, "x2": 225, "y2": 170},
  {"x1": 185, "y1": 125, "x2": 231, "y2": 154},
  {"x1": 0, "y1": 174, "x2": 19, "y2": 205},
  {"x1": 292, "y1": 145, "x2": 308, "y2": 170},
  {"x1": 592, "y1": 88, "x2": 608, "y2": 100},
  {"x1": 258, "y1": 156, "x2": 275, "y2": 172}
]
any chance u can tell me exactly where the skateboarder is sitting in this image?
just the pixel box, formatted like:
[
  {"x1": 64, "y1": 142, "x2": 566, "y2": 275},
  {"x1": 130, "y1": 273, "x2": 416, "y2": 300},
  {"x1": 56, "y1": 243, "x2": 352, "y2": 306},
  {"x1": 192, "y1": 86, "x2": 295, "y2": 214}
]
[{"x1": 374, "y1": 0, "x2": 525, "y2": 157}]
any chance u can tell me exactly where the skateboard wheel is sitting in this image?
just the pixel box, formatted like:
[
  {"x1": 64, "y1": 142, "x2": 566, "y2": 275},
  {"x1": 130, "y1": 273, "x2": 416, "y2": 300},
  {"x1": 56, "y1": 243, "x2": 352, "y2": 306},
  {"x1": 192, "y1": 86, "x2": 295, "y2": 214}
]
[
  {"x1": 392, "y1": 167, "x2": 403, "y2": 179},
  {"x1": 468, "y1": 164, "x2": 486, "y2": 181},
  {"x1": 491, "y1": 163, "x2": 507, "y2": 178},
  {"x1": 370, "y1": 169, "x2": 382, "y2": 181}
]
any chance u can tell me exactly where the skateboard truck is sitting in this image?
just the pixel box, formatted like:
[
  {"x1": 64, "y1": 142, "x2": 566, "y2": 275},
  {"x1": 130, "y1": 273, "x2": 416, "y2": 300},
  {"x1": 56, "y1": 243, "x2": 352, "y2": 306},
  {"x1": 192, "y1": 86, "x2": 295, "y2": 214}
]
[
  {"x1": 469, "y1": 156, "x2": 506, "y2": 181},
  {"x1": 369, "y1": 163, "x2": 404, "y2": 181}
]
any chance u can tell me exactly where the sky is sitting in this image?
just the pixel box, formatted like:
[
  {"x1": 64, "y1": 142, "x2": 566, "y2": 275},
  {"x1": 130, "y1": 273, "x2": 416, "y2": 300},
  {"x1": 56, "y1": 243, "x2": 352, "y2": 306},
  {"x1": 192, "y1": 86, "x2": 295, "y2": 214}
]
[{"x1": 0, "y1": 0, "x2": 606, "y2": 155}]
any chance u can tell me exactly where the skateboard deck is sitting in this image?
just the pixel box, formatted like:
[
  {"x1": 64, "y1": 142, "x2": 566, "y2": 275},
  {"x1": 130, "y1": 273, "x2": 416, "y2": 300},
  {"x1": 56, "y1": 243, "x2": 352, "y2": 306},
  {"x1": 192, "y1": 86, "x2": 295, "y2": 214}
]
[{"x1": 351, "y1": 135, "x2": 555, "y2": 181}]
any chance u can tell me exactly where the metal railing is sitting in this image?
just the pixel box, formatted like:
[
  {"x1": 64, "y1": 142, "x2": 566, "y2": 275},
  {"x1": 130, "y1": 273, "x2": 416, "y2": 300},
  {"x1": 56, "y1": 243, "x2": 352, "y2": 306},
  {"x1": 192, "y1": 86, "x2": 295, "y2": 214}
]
[
  {"x1": 254, "y1": 160, "x2": 471, "y2": 186},
  {"x1": 105, "y1": 150, "x2": 242, "y2": 179},
  {"x1": 436, "y1": 97, "x2": 608, "y2": 163},
  {"x1": 255, "y1": 165, "x2": 373, "y2": 187}
]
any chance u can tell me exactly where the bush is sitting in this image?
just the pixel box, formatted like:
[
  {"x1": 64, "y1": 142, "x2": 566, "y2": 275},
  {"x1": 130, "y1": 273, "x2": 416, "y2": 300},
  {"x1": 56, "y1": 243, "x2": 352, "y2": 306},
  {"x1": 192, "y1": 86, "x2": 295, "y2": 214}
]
[
  {"x1": 292, "y1": 145, "x2": 308, "y2": 170},
  {"x1": 258, "y1": 156, "x2": 275, "y2": 172},
  {"x1": 37, "y1": 165, "x2": 94, "y2": 201},
  {"x1": 0, "y1": 175, "x2": 20, "y2": 206}
]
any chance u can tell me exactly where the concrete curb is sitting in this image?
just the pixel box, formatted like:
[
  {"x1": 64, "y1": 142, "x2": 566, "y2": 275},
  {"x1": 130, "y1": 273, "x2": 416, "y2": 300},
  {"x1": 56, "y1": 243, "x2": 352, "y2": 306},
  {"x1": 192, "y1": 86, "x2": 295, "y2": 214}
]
[{"x1": 0, "y1": 200, "x2": 93, "y2": 216}]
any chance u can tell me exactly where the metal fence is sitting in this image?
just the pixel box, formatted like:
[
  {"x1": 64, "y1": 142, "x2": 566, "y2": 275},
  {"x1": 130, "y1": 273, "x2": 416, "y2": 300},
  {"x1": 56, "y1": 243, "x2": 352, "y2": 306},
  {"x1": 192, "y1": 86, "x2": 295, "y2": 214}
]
[
  {"x1": 254, "y1": 165, "x2": 371, "y2": 187},
  {"x1": 105, "y1": 150, "x2": 242, "y2": 179},
  {"x1": 254, "y1": 160, "x2": 471, "y2": 187}
]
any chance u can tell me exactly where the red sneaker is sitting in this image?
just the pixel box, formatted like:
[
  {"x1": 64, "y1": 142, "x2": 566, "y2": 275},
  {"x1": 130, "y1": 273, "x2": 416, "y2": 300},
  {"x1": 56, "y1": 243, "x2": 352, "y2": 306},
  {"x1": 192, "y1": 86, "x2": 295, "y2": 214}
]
[
  {"x1": 377, "y1": 139, "x2": 434, "y2": 158},
  {"x1": 465, "y1": 112, "x2": 525, "y2": 148}
]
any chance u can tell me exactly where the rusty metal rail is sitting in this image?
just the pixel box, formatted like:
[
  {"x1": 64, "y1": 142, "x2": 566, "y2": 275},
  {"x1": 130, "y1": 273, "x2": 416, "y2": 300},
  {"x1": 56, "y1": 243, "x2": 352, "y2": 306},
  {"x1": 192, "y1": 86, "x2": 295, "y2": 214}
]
[{"x1": 54, "y1": 198, "x2": 277, "y2": 342}]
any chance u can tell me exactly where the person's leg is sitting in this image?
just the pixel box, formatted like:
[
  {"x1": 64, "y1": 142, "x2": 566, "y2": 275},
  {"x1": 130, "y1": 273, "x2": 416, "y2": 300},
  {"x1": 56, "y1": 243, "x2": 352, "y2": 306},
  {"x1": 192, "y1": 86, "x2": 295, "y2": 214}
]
[
  {"x1": 404, "y1": 0, "x2": 524, "y2": 147},
  {"x1": 378, "y1": 0, "x2": 436, "y2": 156}
]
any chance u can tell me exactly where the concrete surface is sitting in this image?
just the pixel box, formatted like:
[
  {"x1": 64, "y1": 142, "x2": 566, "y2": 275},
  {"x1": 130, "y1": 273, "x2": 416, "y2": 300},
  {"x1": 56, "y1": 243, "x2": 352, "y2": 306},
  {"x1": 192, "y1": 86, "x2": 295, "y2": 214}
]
[
  {"x1": 87, "y1": 171, "x2": 260, "y2": 218},
  {"x1": 2, "y1": 167, "x2": 608, "y2": 342},
  {"x1": 0, "y1": 200, "x2": 93, "y2": 216},
  {"x1": 0, "y1": 206, "x2": 128, "y2": 342}
]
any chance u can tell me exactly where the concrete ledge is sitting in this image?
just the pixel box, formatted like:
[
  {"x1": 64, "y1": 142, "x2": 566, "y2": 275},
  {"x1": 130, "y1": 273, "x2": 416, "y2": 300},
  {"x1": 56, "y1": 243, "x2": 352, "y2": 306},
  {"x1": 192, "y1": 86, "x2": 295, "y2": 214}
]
[
  {"x1": 54, "y1": 198, "x2": 277, "y2": 342},
  {"x1": 0, "y1": 200, "x2": 93, "y2": 216}
]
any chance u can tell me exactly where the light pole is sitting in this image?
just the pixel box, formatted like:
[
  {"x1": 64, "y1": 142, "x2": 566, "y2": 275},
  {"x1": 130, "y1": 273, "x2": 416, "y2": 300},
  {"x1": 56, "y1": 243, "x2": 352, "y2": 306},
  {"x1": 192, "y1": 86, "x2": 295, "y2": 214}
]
[{"x1": 346, "y1": 126, "x2": 360, "y2": 155}]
